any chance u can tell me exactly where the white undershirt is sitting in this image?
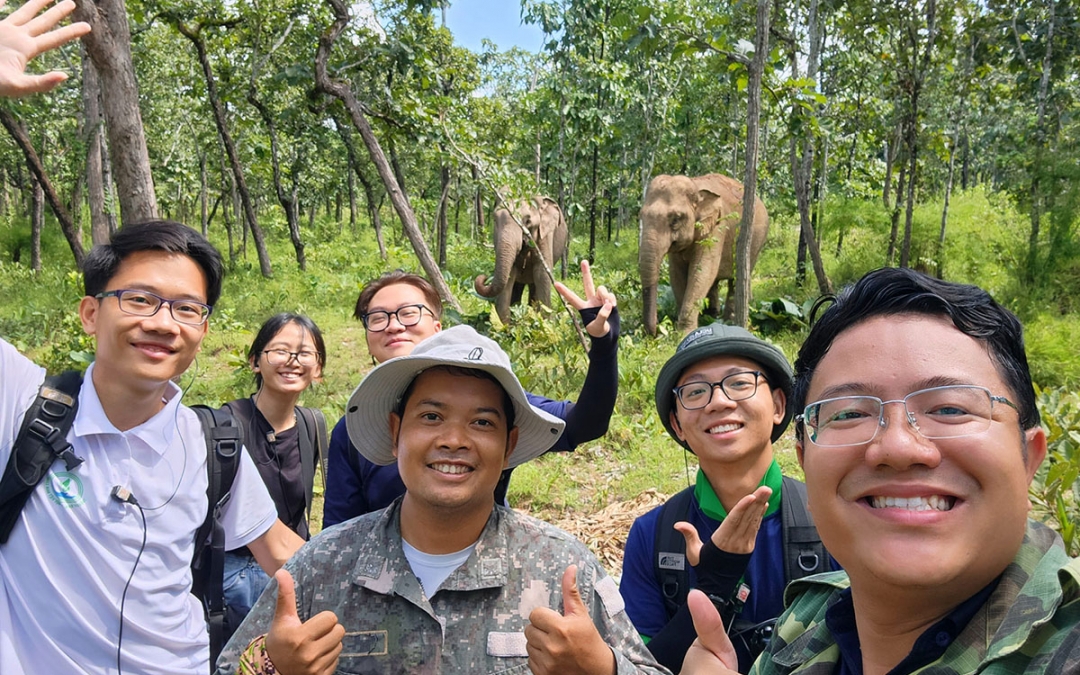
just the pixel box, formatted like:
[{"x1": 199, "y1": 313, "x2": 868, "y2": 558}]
[{"x1": 402, "y1": 539, "x2": 477, "y2": 597}]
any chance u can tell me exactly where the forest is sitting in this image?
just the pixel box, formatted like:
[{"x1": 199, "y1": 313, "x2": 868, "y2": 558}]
[{"x1": 1, "y1": 0, "x2": 1079, "y2": 555}]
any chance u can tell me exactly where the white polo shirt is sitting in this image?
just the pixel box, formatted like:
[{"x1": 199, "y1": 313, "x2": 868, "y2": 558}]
[{"x1": 0, "y1": 338, "x2": 277, "y2": 674}]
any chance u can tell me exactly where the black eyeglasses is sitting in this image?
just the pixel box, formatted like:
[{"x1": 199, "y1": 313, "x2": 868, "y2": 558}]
[
  {"x1": 262, "y1": 349, "x2": 320, "y2": 366},
  {"x1": 674, "y1": 371, "x2": 766, "y2": 410},
  {"x1": 95, "y1": 289, "x2": 212, "y2": 326},
  {"x1": 362, "y1": 304, "x2": 431, "y2": 332}
]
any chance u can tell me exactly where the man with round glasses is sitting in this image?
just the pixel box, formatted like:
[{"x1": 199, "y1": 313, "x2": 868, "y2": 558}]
[
  {"x1": 681, "y1": 267, "x2": 1080, "y2": 675},
  {"x1": 322, "y1": 264, "x2": 619, "y2": 526},
  {"x1": 619, "y1": 322, "x2": 828, "y2": 673}
]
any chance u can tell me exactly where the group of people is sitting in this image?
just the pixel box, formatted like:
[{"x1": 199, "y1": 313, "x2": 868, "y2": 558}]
[{"x1": 1, "y1": 2, "x2": 1080, "y2": 675}]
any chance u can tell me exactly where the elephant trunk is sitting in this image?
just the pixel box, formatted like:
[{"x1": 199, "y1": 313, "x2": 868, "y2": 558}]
[
  {"x1": 474, "y1": 210, "x2": 521, "y2": 298},
  {"x1": 639, "y1": 245, "x2": 663, "y2": 337}
]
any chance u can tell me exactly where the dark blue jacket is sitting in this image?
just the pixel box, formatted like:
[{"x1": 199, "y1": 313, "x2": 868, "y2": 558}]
[{"x1": 323, "y1": 307, "x2": 619, "y2": 527}]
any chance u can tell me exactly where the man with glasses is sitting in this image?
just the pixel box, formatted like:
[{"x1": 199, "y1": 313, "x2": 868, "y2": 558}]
[
  {"x1": 620, "y1": 323, "x2": 828, "y2": 673},
  {"x1": 322, "y1": 263, "x2": 619, "y2": 526},
  {"x1": 681, "y1": 267, "x2": 1080, "y2": 675},
  {"x1": 0, "y1": 220, "x2": 304, "y2": 674}
]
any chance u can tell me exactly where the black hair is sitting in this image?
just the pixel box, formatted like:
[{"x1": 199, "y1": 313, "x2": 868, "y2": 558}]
[
  {"x1": 247, "y1": 313, "x2": 327, "y2": 389},
  {"x1": 793, "y1": 267, "x2": 1039, "y2": 439},
  {"x1": 82, "y1": 220, "x2": 225, "y2": 308},
  {"x1": 393, "y1": 365, "x2": 516, "y2": 434}
]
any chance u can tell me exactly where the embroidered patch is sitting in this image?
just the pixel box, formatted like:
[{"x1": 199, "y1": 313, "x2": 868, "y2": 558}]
[
  {"x1": 487, "y1": 631, "x2": 528, "y2": 657},
  {"x1": 341, "y1": 630, "x2": 388, "y2": 657},
  {"x1": 594, "y1": 576, "x2": 625, "y2": 616},
  {"x1": 46, "y1": 471, "x2": 84, "y2": 508},
  {"x1": 658, "y1": 552, "x2": 686, "y2": 571}
]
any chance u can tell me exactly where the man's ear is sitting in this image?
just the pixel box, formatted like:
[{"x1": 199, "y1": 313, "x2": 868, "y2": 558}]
[
  {"x1": 796, "y1": 438, "x2": 806, "y2": 469},
  {"x1": 78, "y1": 296, "x2": 98, "y2": 335},
  {"x1": 1023, "y1": 425, "x2": 1048, "y2": 484},
  {"x1": 433, "y1": 320, "x2": 442, "y2": 333},
  {"x1": 503, "y1": 427, "x2": 519, "y2": 469},
  {"x1": 771, "y1": 387, "x2": 787, "y2": 425},
  {"x1": 669, "y1": 411, "x2": 687, "y2": 442},
  {"x1": 389, "y1": 412, "x2": 402, "y2": 459}
]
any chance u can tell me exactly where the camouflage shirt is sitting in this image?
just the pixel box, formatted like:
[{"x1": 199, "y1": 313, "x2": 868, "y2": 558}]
[
  {"x1": 749, "y1": 519, "x2": 1080, "y2": 675},
  {"x1": 217, "y1": 500, "x2": 670, "y2": 675}
]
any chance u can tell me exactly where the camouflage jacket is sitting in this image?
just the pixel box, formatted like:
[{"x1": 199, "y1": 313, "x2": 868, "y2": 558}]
[
  {"x1": 217, "y1": 500, "x2": 669, "y2": 675},
  {"x1": 749, "y1": 520, "x2": 1080, "y2": 675}
]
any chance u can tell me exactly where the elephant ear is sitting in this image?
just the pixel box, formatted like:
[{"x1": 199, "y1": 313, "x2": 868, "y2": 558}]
[{"x1": 693, "y1": 188, "x2": 728, "y2": 227}]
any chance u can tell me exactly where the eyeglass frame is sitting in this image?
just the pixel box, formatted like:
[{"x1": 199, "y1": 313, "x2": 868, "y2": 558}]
[
  {"x1": 95, "y1": 289, "x2": 213, "y2": 326},
  {"x1": 261, "y1": 349, "x2": 320, "y2": 366},
  {"x1": 361, "y1": 303, "x2": 433, "y2": 332},
  {"x1": 673, "y1": 371, "x2": 768, "y2": 410},
  {"x1": 795, "y1": 384, "x2": 1019, "y2": 447}
]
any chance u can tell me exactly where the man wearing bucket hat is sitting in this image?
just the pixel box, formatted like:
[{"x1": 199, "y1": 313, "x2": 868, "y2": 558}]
[
  {"x1": 216, "y1": 326, "x2": 667, "y2": 675},
  {"x1": 619, "y1": 323, "x2": 828, "y2": 673}
]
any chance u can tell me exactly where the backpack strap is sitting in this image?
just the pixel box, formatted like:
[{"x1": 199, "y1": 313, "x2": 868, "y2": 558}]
[
  {"x1": 0, "y1": 371, "x2": 84, "y2": 544},
  {"x1": 780, "y1": 476, "x2": 828, "y2": 583},
  {"x1": 652, "y1": 486, "x2": 696, "y2": 619},
  {"x1": 189, "y1": 404, "x2": 242, "y2": 672},
  {"x1": 293, "y1": 407, "x2": 321, "y2": 520}
]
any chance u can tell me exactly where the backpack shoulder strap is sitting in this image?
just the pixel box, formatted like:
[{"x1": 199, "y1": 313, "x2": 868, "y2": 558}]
[
  {"x1": 780, "y1": 475, "x2": 828, "y2": 583},
  {"x1": 0, "y1": 370, "x2": 84, "y2": 544},
  {"x1": 293, "y1": 407, "x2": 320, "y2": 517},
  {"x1": 653, "y1": 485, "x2": 696, "y2": 619},
  {"x1": 188, "y1": 404, "x2": 242, "y2": 671}
]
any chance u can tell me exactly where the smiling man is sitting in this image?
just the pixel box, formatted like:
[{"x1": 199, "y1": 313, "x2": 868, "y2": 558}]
[
  {"x1": 620, "y1": 324, "x2": 828, "y2": 673},
  {"x1": 217, "y1": 326, "x2": 667, "y2": 675},
  {"x1": 680, "y1": 267, "x2": 1080, "y2": 675}
]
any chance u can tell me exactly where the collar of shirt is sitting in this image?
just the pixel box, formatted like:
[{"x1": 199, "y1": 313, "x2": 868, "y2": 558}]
[
  {"x1": 694, "y1": 459, "x2": 783, "y2": 522},
  {"x1": 826, "y1": 577, "x2": 1000, "y2": 675},
  {"x1": 71, "y1": 361, "x2": 182, "y2": 454}
]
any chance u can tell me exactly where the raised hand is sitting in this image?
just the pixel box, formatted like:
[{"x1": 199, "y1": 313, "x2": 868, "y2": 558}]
[
  {"x1": 674, "y1": 486, "x2": 772, "y2": 565},
  {"x1": 0, "y1": 0, "x2": 89, "y2": 97},
  {"x1": 525, "y1": 564, "x2": 616, "y2": 675},
  {"x1": 680, "y1": 589, "x2": 742, "y2": 675},
  {"x1": 555, "y1": 260, "x2": 617, "y2": 338},
  {"x1": 264, "y1": 569, "x2": 345, "y2": 675}
]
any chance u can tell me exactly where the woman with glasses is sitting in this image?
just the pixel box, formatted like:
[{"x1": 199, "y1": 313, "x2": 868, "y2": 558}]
[
  {"x1": 216, "y1": 313, "x2": 328, "y2": 641},
  {"x1": 322, "y1": 264, "x2": 619, "y2": 527}
]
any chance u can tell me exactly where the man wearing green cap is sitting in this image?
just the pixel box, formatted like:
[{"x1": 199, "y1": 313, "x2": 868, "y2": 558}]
[{"x1": 620, "y1": 323, "x2": 827, "y2": 673}]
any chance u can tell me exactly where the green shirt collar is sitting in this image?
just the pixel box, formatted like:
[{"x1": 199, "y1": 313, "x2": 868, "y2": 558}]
[{"x1": 694, "y1": 459, "x2": 783, "y2": 522}]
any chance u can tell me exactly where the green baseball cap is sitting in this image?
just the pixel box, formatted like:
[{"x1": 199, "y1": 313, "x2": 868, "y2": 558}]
[{"x1": 655, "y1": 323, "x2": 794, "y2": 449}]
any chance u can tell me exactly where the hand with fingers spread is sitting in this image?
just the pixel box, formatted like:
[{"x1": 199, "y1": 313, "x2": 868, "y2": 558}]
[
  {"x1": 555, "y1": 260, "x2": 617, "y2": 338},
  {"x1": 675, "y1": 485, "x2": 772, "y2": 566},
  {"x1": 680, "y1": 589, "x2": 742, "y2": 675},
  {"x1": 0, "y1": 0, "x2": 89, "y2": 98},
  {"x1": 264, "y1": 569, "x2": 346, "y2": 675},
  {"x1": 525, "y1": 564, "x2": 616, "y2": 675}
]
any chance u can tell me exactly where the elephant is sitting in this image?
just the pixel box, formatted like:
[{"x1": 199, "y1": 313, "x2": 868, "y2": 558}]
[
  {"x1": 639, "y1": 173, "x2": 770, "y2": 335},
  {"x1": 474, "y1": 196, "x2": 569, "y2": 324}
]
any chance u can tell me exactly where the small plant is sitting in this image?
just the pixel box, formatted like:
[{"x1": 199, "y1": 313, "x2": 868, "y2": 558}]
[{"x1": 1030, "y1": 385, "x2": 1080, "y2": 556}]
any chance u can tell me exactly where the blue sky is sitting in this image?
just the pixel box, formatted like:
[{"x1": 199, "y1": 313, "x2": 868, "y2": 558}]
[{"x1": 444, "y1": 0, "x2": 546, "y2": 53}]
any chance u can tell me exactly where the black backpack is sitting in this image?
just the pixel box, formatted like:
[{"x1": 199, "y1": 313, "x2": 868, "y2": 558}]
[
  {"x1": 0, "y1": 372, "x2": 244, "y2": 671},
  {"x1": 652, "y1": 476, "x2": 828, "y2": 620}
]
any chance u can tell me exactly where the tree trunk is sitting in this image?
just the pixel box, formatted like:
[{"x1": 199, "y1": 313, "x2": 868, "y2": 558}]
[
  {"x1": 937, "y1": 131, "x2": 957, "y2": 278},
  {"x1": 249, "y1": 88, "x2": 306, "y2": 270},
  {"x1": 173, "y1": 19, "x2": 273, "y2": 277},
  {"x1": 733, "y1": 0, "x2": 772, "y2": 327},
  {"x1": 316, "y1": 0, "x2": 461, "y2": 312},
  {"x1": 198, "y1": 146, "x2": 209, "y2": 236},
  {"x1": 437, "y1": 162, "x2": 450, "y2": 268},
  {"x1": 333, "y1": 115, "x2": 386, "y2": 259},
  {"x1": 30, "y1": 175, "x2": 42, "y2": 271},
  {"x1": 0, "y1": 110, "x2": 85, "y2": 267},
  {"x1": 473, "y1": 164, "x2": 484, "y2": 240},
  {"x1": 73, "y1": 0, "x2": 158, "y2": 223},
  {"x1": 887, "y1": 159, "x2": 907, "y2": 264},
  {"x1": 899, "y1": 0, "x2": 937, "y2": 270},
  {"x1": 81, "y1": 46, "x2": 109, "y2": 246},
  {"x1": 1027, "y1": 0, "x2": 1057, "y2": 283},
  {"x1": 347, "y1": 160, "x2": 357, "y2": 231}
]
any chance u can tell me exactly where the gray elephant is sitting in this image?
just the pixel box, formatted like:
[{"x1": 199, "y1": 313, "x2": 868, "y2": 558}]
[
  {"x1": 474, "y1": 196, "x2": 569, "y2": 324},
  {"x1": 639, "y1": 173, "x2": 770, "y2": 335}
]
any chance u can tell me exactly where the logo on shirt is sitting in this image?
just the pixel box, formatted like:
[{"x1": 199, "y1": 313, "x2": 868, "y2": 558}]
[{"x1": 46, "y1": 471, "x2": 85, "y2": 508}]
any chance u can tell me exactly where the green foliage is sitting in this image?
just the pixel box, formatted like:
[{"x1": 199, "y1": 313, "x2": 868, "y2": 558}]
[{"x1": 1031, "y1": 385, "x2": 1080, "y2": 556}]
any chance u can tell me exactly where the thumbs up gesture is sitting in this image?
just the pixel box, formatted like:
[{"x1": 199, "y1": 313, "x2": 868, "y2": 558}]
[
  {"x1": 681, "y1": 589, "x2": 742, "y2": 674},
  {"x1": 524, "y1": 564, "x2": 616, "y2": 675},
  {"x1": 264, "y1": 569, "x2": 346, "y2": 675}
]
